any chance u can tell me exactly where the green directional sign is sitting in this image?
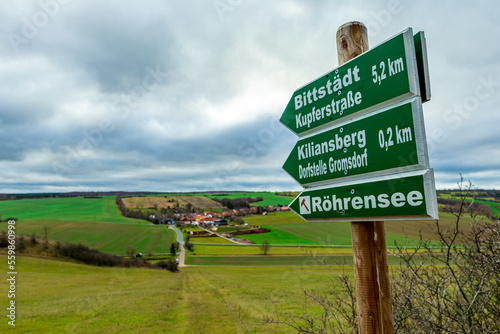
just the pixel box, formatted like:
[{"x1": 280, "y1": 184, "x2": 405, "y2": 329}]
[
  {"x1": 282, "y1": 98, "x2": 429, "y2": 187},
  {"x1": 289, "y1": 169, "x2": 438, "y2": 222},
  {"x1": 414, "y1": 31, "x2": 431, "y2": 103},
  {"x1": 280, "y1": 28, "x2": 420, "y2": 136}
]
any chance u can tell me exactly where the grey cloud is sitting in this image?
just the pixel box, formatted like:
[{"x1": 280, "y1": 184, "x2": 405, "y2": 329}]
[{"x1": 0, "y1": 1, "x2": 499, "y2": 192}]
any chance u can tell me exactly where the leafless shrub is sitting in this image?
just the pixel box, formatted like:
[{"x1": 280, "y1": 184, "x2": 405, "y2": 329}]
[
  {"x1": 392, "y1": 179, "x2": 499, "y2": 333},
  {"x1": 259, "y1": 240, "x2": 271, "y2": 255},
  {"x1": 265, "y1": 177, "x2": 500, "y2": 333}
]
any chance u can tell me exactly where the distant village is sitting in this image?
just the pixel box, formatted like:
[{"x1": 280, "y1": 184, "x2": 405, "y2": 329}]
[{"x1": 150, "y1": 205, "x2": 290, "y2": 227}]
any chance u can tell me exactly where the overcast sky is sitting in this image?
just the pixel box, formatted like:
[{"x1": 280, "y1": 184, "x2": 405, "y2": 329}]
[{"x1": 0, "y1": 1, "x2": 499, "y2": 193}]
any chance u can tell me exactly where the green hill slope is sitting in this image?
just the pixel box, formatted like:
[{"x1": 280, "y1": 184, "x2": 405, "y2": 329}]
[
  {"x1": 0, "y1": 197, "x2": 175, "y2": 255},
  {"x1": 0, "y1": 255, "x2": 336, "y2": 333}
]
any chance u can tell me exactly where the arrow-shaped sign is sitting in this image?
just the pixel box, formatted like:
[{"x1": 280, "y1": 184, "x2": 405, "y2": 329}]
[
  {"x1": 282, "y1": 98, "x2": 429, "y2": 187},
  {"x1": 289, "y1": 169, "x2": 438, "y2": 222},
  {"x1": 280, "y1": 28, "x2": 420, "y2": 137}
]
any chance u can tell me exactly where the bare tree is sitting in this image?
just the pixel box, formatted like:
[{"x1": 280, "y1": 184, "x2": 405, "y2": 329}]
[
  {"x1": 391, "y1": 179, "x2": 500, "y2": 333},
  {"x1": 259, "y1": 240, "x2": 271, "y2": 255},
  {"x1": 126, "y1": 245, "x2": 137, "y2": 258},
  {"x1": 43, "y1": 225, "x2": 51, "y2": 240},
  {"x1": 43, "y1": 225, "x2": 51, "y2": 247}
]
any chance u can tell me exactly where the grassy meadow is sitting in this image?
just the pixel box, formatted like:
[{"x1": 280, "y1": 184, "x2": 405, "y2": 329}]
[
  {"x1": 190, "y1": 236, "x2": 233, "y2": 244},
  {"x1": 0, "y1": 197, "x2": 174, "y2": 255},
  {"x1": 0, "y1": 196, "x2": 143, "y2": 223},
  {"x1": 0, "y1": 195, "x2": 477, "y2": 257},
  {"x1": 0, "y1": 219, "x2": 175, "y2": 255},
  {"x1": 0, "y1": 193, "x2": 493, "y2": 333},
  {"x1": 191, "y1": 244, "x2": 353, "y2": 256},
  {"x1": 186, "y1": 253, "x2": 415, "y2": 266},
  {"x1": 0, "y1": 254, "x2": 341, "y2": 333},
  {"x1": 239, "y1": 211, "x2": 472, "y2": 246}
]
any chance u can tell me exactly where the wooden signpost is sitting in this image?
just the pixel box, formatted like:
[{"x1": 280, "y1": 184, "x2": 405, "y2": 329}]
[
  {"x1": 339, "y1": 22, "x2": 393, "y2": 334},
  {"x1": 280, "y1": 21, "x2": 437, "y2": 333}
]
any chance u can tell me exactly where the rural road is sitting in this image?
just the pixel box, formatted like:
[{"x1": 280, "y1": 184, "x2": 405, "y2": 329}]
[{"x1": 170, "y1": 226, "x2": 186, "y2": 267}]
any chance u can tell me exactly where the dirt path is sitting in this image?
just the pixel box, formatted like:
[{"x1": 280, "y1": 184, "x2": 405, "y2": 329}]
[{"x1": 170, "y1": 226, "x2": 187, "y2": 267}]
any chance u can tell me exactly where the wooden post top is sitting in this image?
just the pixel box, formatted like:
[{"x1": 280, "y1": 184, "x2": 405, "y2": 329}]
[{"x1": 336, "y1": 21, "x2": 369, "y2": 66}]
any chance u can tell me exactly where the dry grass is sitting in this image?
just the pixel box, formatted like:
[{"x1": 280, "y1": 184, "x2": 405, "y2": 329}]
[
  {"x1": 122, "y1": 196, "x2": 224, "y2": 210},
  {"x1": 122, "y1": 196, "x2": 175, "y2": 209},
  {"x1": 174, "y1": 196, "x2": 224, "y2": 209}
]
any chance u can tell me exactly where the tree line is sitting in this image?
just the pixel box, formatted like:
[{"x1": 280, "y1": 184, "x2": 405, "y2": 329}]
[
  {"x1": 213, "y1": 196, "x2": 264, "y2": 209},
  {"x1": 115, "y1": 196, "x2": 153, "y2": 221}
]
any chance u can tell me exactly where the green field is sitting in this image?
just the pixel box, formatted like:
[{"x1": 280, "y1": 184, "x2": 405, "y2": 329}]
[
  {"x1": 239, "y1": 225, "x2": 324, "y2": 245},
  {"x1": 437, "y1": 192, "x2": 500, "y2": 216},
  {"x1": 238, "y1": 218, "x2": 410, "y2": 247},
  {"x1": 244, "y1": 211, "x2": 304, "y2": 225},
  {"x1": 0, "y1": 197, "x2": 174, "y2": 254},
  {"x1": 0, "y1": 192, "x2": 493, "y2": 332},
  {"x1": 192, "y1": 244, "x2": 353, "y2": 256},
  {"x1": 0, "y1": 219, "x2": 175, "y2": 255},
  {"x1": 0, "y1": 197, "x2": 483, "y2": 258},
  {"x1": 268, "y1": 222, "x2": 425, "y2": 246},
  {"x1": 187, "y1": 254, "x2": 411, "y2": 266},
  {"x1": 241, "y1": 211, "x2": 474, "y2": 246},
  {"x1": 0, "y1": 254, "x2": 341, "y2": 333},
  {"x1": 0, "y1": 196, "x2": 147, "y2": 224},
  {"x1": 190, "y1": 236, "x2": 234, "y2": 244}
]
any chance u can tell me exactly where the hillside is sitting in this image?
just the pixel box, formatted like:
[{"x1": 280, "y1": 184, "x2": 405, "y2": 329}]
[
  {"x1": 0, "y1": 197, "x2": 175, "y2": 255},
  {"x1": 0, "y1": 234, "x2": 155, "y2": 268},
  {"x1": 0, "y1": 190, "x2": 497, "y2": 332},
  {"x1": 0, "y1": 254, "x2": 335, "y2": 333},
  {"x1": 437, "y1": 190, "x2": 500, "y2": 218},
  {"x1": 0, "y1": 196, "x2": 140, "y2": 223},
  {"x1": 0, "y1": 192, "x2": 483, "y2": 258}
]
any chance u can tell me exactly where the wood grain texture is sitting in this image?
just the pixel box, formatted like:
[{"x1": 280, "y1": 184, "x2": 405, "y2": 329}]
[
  {"x1": 351, "y1": 221, "x2": 394, "y2": 333},
  {"x1": 337, "y1": 21, "x2": 394, "y2": 334},
  {"x1": 336, "y1": 21, "x2": 369, "y2": 66}
]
